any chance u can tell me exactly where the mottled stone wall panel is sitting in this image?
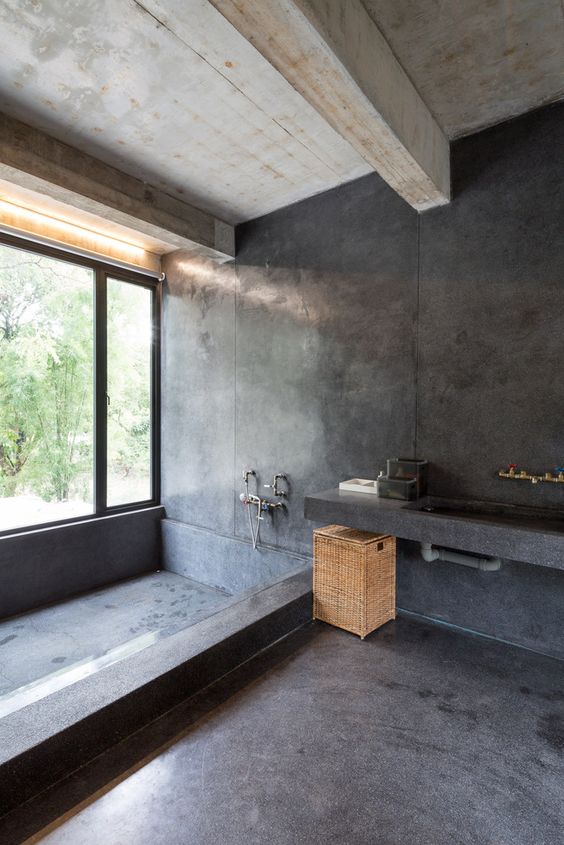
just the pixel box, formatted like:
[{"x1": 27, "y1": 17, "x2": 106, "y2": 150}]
[
  {"x1": 397, "y1": 540, "x2": 564, "y2": 660},
  {"x1": 161, "y1": 252, "x2": 236, "y2": 534},
  {"x1": 161, "y1": 175, "x2": 418, "y2": 580},
  {"x1": 0, "y1": 508, "x2": 162, "y2": 618},
  {"x1": 401, "y1": 103, "x2": 564, "y2": 657},
  {"x1": 417, "y1": 104, "x2": 564, "y2": 508},
  {"x1": 235, "y1": 175, "x2": 419, "y2": 556}
]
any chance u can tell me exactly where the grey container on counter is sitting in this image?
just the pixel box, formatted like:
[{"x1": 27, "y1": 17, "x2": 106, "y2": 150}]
[
  {"x1": 386, "y1": 458, "x2": 428, "y2": 497},
  {"x1": 377, "y1": 476, "x2": 418, "y2": 501},
  {"x1": 375, "y1": 458, "x2": 428, "y2": 501}
]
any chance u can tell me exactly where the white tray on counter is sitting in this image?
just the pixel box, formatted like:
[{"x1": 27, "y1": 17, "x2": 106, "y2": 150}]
[{"x1": 338, "y1": 478, "x2": 379, "y2": 495}]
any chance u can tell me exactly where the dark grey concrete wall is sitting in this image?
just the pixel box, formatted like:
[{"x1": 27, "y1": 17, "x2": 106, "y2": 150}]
[
  {"x1": 0, "y1": 507, "x2": 162, "y2": 618},
  {"x1": 400, "y1": 103, "x2": 564, "y2": 656},
  {"x1": 234, "y1": 176, "x2": 418, "y2": 556},
  {"x1": 161, "y1": 256, "x2": 235, "y2": 538},
  {"x1": 417, "y1": 103, "x2": 564, "y2": 509},
  {"x1": 162, "y1": 175, "x2": 418, "y2": 591},
  {"x1": 397, "y1": 541, "x2": 564, "y2": 661},
  {"x1": 162, "y1": 102, "x2": 564, "y2": 657},
  {"x1": 162, "y1": 520, "x2": 309, "y2": 595}
]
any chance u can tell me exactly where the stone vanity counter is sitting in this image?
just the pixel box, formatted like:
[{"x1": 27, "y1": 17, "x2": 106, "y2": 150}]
[{"x1": 304, "y1": 489, "x2": 564, "y2": 571}]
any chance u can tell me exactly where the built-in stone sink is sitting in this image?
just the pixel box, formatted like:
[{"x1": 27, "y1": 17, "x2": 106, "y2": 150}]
[
  {"x1": 405, "y1": 496, "x2": 564, "y2": 534},
  {"x1": 304, "y1": 487, "x2": 564, "y2": 571}
]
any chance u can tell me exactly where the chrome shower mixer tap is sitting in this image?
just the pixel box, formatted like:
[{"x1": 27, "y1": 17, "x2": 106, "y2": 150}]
[{"x1": 240, "y1": 469, "x2": 287, "y2": 551}]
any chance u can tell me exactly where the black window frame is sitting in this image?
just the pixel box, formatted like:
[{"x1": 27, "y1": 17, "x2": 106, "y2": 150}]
[{"x1": 0, "y1": 231, "x2": 161, "y2": 538}]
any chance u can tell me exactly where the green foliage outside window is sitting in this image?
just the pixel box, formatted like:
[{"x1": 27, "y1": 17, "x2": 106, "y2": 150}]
[{"x1": 0, "y1": 243, "x2": 152, "y2": 530}]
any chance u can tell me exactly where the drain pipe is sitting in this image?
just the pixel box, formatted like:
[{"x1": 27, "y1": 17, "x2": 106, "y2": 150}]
[{"x1": 420, "y1": 543, "x2": 502, "y2": 571}]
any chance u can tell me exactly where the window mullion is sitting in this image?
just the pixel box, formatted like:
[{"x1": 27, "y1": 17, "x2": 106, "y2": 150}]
[
  {"x1": 95, "y1": 269, "x2": 107, "y2": 514},
  {"x1": 152, "y1": 283, "x2": 162, "y2": 505}
]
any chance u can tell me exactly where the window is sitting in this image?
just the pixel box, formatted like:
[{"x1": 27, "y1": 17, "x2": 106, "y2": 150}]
[
  {"x1": 107, "y1": 279, "x2": 154, "y2": 506},
  {"x1": 0, "y1": 235, "x2": 160, "y2": 534}
]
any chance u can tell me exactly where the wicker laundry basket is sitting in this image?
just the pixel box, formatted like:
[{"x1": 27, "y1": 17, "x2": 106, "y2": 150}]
[{"x1": 313, "y1": 525, "x2": 396, "y2": 639}]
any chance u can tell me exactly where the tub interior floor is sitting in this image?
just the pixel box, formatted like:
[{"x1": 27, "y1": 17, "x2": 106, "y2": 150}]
[{"x1": 0, "y1": 571, "x2": 231, "y2": 718}]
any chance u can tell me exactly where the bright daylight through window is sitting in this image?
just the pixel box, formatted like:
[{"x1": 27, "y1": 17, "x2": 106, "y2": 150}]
[{"x1": 0, "y1": 238, "x2": 158, "y2": 533}]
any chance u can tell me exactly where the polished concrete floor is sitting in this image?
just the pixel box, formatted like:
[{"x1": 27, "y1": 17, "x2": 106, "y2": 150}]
[
  {"x1": 18, "y1": 617, "x2": 564, "y2": 845},
  {"x1": 0, "y1": 572, "x2": 231, "y2": 717}
]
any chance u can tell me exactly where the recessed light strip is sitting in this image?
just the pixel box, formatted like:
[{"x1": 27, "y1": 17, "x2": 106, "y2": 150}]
[{"x1": 0, "y1": 197, "x2": 160, "y2": 273}]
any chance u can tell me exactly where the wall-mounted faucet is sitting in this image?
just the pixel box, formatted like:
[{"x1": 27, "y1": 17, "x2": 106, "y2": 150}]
[
  {"x1": 498, "y1": 464, "x2": 564, "y2": 485},
  {"x1": 264, "y1": 473, "x2": 288, "y2": 498},
  {"x1": 240, "y1": 468, "x2": 288, "y2": 550},
  {"x1": 260, "y1": 499, "x2": 285, "y2": 514},
  {"x1": 243, "y1": 468, "x2": 256, "y2": 486}
]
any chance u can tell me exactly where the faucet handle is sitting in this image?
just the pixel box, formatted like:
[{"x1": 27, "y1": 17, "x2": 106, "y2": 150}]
[{"x1": 273, "y1": 473, "x2": 287, "y2": 497}]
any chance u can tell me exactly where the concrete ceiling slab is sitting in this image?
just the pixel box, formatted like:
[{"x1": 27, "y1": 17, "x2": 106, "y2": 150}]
[
  {"x1": 0, "y1": 0, "x2": 561, "y2": 228},
  {"x1": 209, "y1": 0, "x2": 450, "y2": 210},
  {"x1": 361, "y1": 0, "x2": 564, "y2": 138},
  {"x1": 0, "y1": 0, "x2": 370, "y2": 225}
]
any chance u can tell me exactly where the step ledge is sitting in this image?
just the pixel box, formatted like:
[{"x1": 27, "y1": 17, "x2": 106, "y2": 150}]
[{"x1": 0, "y1": 566, "x2": 312, "y2": 814}]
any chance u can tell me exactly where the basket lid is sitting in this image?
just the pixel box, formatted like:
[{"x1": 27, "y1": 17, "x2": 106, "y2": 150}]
[{"x1": 314, "y1": 524, "x2": 390, "y2": 546}]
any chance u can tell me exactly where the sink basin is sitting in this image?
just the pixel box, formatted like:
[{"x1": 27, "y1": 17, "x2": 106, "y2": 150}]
[
  {"x1": 406, "y1": 496, "x2": 564, "y2": 533},
  {"x1": 305, "y1": 487, "x2": 564, "y2": 570}
]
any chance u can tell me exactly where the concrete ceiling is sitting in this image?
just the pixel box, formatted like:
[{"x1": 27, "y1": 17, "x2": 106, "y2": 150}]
[
  {"x1": 0, "y1": 0, "x2": 561, "y2": 231},
  {"x1": 0, "y1": 0, "x2": 370, "y2": 225},
  {"x1": 362, "y1": 0, "x2": 564, "y2": 138}
]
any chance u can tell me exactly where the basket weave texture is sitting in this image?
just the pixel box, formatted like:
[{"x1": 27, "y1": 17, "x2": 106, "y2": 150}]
[{"x1": 313, "y1": 525, "x2": 396, "y2": 639}]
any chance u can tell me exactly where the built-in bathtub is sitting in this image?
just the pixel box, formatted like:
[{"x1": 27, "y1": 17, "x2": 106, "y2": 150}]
[{"x1": 0, "y1": 515, "x2": 312, "y2": 816}]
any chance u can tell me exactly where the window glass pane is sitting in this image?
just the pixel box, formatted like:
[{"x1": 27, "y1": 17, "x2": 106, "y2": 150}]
[
  {"x1": 107, "y1": 279, "x2": 152, "y2": 506},
  {"x1": 0, "y1": 243, "x2": 94, "y2": 531}
]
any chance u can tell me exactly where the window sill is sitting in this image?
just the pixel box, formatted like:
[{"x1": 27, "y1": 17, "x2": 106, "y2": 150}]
[{"x1": 0, "y1": 504, "x2": 164, "y2": 542}]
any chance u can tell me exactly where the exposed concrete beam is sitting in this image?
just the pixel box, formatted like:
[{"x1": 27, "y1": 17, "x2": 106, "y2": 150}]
[
  {"x1": 0, "y1": 113, "x2": 235, "y2": 261},
  {"x1": 208, "y1": 0, "x2": 450, "y2": 210}
]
